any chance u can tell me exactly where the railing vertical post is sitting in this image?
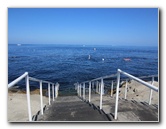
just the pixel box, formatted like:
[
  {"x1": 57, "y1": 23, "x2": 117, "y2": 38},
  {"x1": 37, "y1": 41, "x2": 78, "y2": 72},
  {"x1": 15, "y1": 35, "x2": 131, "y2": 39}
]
[
  {"x1": 149, "y1": 76, "x2": 154, "y2": 105},
  {"x1": 96, "y1": 81, "x2": 98, "y2": 93},
  {"x1": 57, "y1": 83, "x2": 59, "y2": 97},
  {"x1": 111, "y1": 81, "x2": 113, "y2": 97},
  {"x1": 83, "y1": 83, "x2": 85, "y2": 100},
  {"x1": 77, "y1": 84, "x2": 79, "y2": 95},
  {"x1": 48, "y1": 83, "x2": 51, "y2": 105},
  {"x1": 52, "y1": 84, "x2": 54, "y2": 101},
  {"x1": 124, "y1": 80, "x2": 128, "y2": 99},
  {"x1": 54, "y1": 85, "x2": 58, "y2": 98},
  {"x1": 55, "y1": 85, "x2": 57, "y2": 98},
  {"x1": 40, "y1": 81, "x2": 43, "y2": 115},
  {"x1": 55, "y1": 83, "x2": 59, "y2": 98},
  {"x1": 92, "y1": 81, "x2": 94, "y2": 91},
  {"x1": 89, "y1": 81, "x2": 91, "y2": 102},
  {"x1": 25, "y1": 74, "x2": 32, "y2": 121},
  {"x1": 100, "y1": 78, "x2": 103, "y2": 110},
  {"x1": 114, "y1": 69, "x2": 121, "y2": 120},
  {"x1": 102, "y1": 80, "x2": 104, "y2": 95},
  {"x1": 80, "y1": 84, "x2": 82, "y2": 97},
  {"x1": 99, "y1": 82, "x2": 101, "y2": 94}
]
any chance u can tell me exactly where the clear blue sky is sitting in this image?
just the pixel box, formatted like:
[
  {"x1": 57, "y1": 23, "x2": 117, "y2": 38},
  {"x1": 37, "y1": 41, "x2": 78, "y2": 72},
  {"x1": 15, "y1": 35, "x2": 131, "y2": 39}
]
[{"x1": 8, "y1": 8, "x2": 158, "y2": 46}]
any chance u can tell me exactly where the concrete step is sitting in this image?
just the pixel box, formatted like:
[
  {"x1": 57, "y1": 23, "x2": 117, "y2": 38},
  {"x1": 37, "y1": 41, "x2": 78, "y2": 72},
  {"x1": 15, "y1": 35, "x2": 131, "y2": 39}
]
[
  {"x1": 83, "y1": 94, "x2": 158, "y2": 121},
  {"x1": 37, "y1": 96, "x2": 110, "y2": 121}
]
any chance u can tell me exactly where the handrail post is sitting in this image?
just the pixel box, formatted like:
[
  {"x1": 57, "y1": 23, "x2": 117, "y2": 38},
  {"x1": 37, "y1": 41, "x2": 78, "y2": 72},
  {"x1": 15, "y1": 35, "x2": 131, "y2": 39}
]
[
  {"x1": 78, "y1": 84, "x2": 79, "y2": 95},
  {"x1": 25, "y1": 74, "x2": 32, "y2": 121},
  {"x1": 79, "y1": 84, "x2": 80, "y2": 97},
  {"x1": 114, "y1": 69, "x2": 121, "y2": 120},
  {"x1": 111, "y1": 81, "x2": 113, "y2": 97},
  {"x1": 39, "y1": 80, "x2": 43, "y2": 115},
  {"x1": 149, "y1": 76, "x2": 154, "y2": 105},
  {"x1": 100, "y1": 78, "x2": 103, "y2": 110},
  {"x1": 92, "y1": 81, "x2": 94, "y2": 91},
  {"x1": 124, "y1": 80, "x2": 128, "y2": 99},
  {"x1": 52, "y1": 84, "x2": 54, "y2": 101},
  {"x1": 99, "y1": 82, "x2": 101, "y2": 94},
  {"x1": 102, "y1": 80, "x2": 104, "y2": 95},
  {"x1": 55, "y1": 84, "x2": 57, "y2": 98},
  {"x1": 48, "y1": 83, "x2": 51, "y2": 105},
  {"x1": 57, "y1": 83, "x2": 59, "y2": 97},
  {"x1": 57, "y1": 84, "x2": 59, "y2": 98},
  {"x1": 96, "y1": 81, "x2": 98, "y2": 93},
  {"x1": 83, "y1": 83, "x2": 85, "y2": 100},
  {"x1": 77, "y1": 84, "x2": 79, "y2": 95},
  {"x1": 80, "y1": 84, "x2": 81, "y2": 97},
  {"x1": 55, "y1": 83, "x2": 59, "y2": 98},
  {"x1": 89, "y1": 81, "x2": 91, "y2": 102}
]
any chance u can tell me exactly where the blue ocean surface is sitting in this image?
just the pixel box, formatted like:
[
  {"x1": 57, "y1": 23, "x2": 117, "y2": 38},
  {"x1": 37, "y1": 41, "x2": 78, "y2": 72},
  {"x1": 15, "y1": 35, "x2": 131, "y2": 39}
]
[{"x1": 8, "y1": 44, "x2": 158, "y2": 91}]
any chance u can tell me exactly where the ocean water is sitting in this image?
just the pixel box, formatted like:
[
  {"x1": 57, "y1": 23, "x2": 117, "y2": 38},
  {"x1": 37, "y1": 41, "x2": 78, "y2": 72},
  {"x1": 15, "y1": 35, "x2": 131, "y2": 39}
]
[{"x1": 8, "y1": 44, "x2": 158, "y2": 91}]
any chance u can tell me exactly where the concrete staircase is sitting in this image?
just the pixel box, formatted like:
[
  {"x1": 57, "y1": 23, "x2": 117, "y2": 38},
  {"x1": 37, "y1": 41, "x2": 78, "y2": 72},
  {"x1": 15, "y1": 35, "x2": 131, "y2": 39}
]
[
  {"x1": 36, "y1": 96, "x2": 111, "y2": 121},
  {"x1": 35, "y1": 94, "x2": 158, "y2": 122}
]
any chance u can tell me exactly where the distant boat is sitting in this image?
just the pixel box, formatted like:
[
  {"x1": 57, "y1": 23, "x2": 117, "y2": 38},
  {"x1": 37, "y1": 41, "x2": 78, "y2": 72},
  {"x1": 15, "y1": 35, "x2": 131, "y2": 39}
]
[
  {"x1": 124, "y1": 58, "x2": 131, "y2": 61},
  {"x1": 17, "y1": 44, "x2": 21, "y2": 46}
]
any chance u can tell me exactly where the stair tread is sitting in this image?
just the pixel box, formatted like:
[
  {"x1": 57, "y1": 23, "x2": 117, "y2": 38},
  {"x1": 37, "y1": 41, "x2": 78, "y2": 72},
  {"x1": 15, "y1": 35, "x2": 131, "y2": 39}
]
[
  {"x1": 37, "y1": 95, "x2": 158, "y2": 122},
  {"x1": 37, "y1": 97, "x2": 110, "y2": 121}
]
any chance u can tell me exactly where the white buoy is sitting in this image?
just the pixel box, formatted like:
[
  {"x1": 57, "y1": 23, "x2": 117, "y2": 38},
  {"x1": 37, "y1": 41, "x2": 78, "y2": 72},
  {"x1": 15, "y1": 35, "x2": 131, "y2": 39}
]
[
  {"x1": 88, "y1": 55, "x2": 91, "y2": 59},
  {"x1": 102, "y1": 58, "x2": 104, "y2": 61},
  {"x1": 94, "y1": 48, "x2": 96, "y2": 51}
]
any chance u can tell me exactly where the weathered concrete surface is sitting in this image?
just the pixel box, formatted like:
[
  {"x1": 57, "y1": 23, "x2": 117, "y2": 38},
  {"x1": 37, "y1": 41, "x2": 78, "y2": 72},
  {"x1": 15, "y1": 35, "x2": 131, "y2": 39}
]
[
  {"x1": 85, "y1": 94, "x2": 158, "y2": 122},
  {"x1": 8, "y1": 93, "x2": 48, "y2": 122},
  {"x1": 36, "y1": 93, "x2": 158, "y2": 122},
  {"x1": 119, "y1": 80, "x2": 159, "y2": 105},
  {"x1": 37, "y1": 96, "x2": 110, "y2": 121}
]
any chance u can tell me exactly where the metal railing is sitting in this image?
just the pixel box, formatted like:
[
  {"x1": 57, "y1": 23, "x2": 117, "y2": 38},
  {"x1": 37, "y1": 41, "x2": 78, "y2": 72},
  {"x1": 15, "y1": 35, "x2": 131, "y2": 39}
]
[
  {"x1": 8, "y1": 72, "x2": 59, "y2": 121},
  {"x1": 114, "y1": 69, "x2": 158, "y2": 119},
  {"x1": 75, "y1": 74, "x2": 117, "y2": 110},
  {"x1": 75, "y1": 69, "x2": 158, "y2": 120}
]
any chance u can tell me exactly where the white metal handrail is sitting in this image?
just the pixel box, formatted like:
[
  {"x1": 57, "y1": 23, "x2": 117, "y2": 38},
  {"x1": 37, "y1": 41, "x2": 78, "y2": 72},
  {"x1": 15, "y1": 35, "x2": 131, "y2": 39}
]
[
  {"x1": 118, "y1": 69, "x2": 158, "y2": 92},
  {"x1": 76, "y1": 74, "x2": 117, "y2": 110},
  {"x1": 8, "y1": 72, "x2": 59, "y2": 121},
  {"x1": 8, "y1": 72, "x2": 28, "y2": 88},
  {"x1": 114, "y1": 69, "x2": 158, "y2": 120},
  {"x1": 76, "y1": 69, "x2": 158, "y2": 120}
]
